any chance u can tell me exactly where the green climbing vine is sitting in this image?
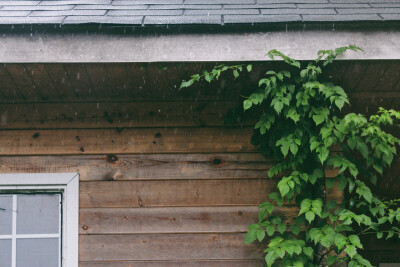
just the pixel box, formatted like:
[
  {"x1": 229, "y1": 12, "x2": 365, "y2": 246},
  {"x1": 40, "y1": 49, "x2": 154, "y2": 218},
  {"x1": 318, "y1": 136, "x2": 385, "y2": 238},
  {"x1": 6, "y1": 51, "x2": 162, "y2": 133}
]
[{"x1": 180, "y1": 45, "x2": 400, "y2": 266}]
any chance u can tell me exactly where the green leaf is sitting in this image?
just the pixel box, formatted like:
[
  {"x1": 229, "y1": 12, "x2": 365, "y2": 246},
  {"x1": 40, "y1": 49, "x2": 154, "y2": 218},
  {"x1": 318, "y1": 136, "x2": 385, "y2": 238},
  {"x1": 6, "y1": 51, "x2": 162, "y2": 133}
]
[
  {"x1": 313, "y1": 113, "x2": 326, "y2": 126},
  {"x1": 327, "y1": 255, "x2": 338, "y2": 265},
  {"x1": 278, "y1": 223, "x2": 287, "y2": 234},
  {"x1": 257, "y1": 229, "x2": 266, "y2": 242},
  {"x1": 279, "y1": 143, "x2": 290, "y2": 157},
  {"x1": 303, "y1": 246, "x2": 313, "y2": 259},
  {"x1": 245, "y1": 230, "x2": 257, "y2": 244},
  {"x1": 387, "y1": 229, "x2": 395, "y2": 239},
  {"x1": 243, "y1": 99, "x2": 252, "y2": 110},
  {"x1": 265, "y1": 252, "x2": 277, "y2": 266},
  {"x1": 335, "y1": 98, "x2": 345, "y2": 110},
  {"x1": 299, "y1": 199, "x2": 312, "y2": 215},
  {"x1": 338, "y1": 175, "x2": 347, "y2": 191},
  {"x1": 377, "y1": 232, "x2": 383, "y2": 239},
  {"x1": 248, "y1": 224, "x2": 260, "y2": 230},
  {"x1": 326, "y1": 178, "x2": 336, "y2": 189},
  {"x1": 293, "y1": 261, "x2": 304, "y2": 267},
  {"x1": 290, "y1": 143, "x2": 298, "y2": 156},
  {"x1": 272, "y1": 100, "x2": 284, "y2": 114},
  {"x1": 278, "y1": 182, "x2": 290, "y2": 197},
  {"x1": 305, "y1": 211, "x2": 315, "y2": 223},
  {"x1": 247, "y1": 64, "x2": 252, "y2": 72},
  {"x1": 203, "y1": 71, "x2": 212, "y2": 83},
  {"x1": 356, "y1": 184, "x2": 372, "y2": 203},
  {"x1": 349, "y1": 235, "x2": 362, "y2": 249},
  {"x1": 286, "y1": 108, "x2": 300, "y2": 123},
  {"x1": 345, "y1": 245, "x2": 357, "y2": 258},
  {"x1": 326, "y1": 200, "x2": 337, "y2": 210},
  {"x1": 283, "y1": 70, "x2": 291, "y2": 78},
  {"x1": 180, "y1": 79, "x2": 194, "y2": 89},
  {"x1": 266, "y1": 225, "x2": 275, "y2": 236},
  {"x1": 233, "y1": 69, "x2": 239, "y2": 79}
]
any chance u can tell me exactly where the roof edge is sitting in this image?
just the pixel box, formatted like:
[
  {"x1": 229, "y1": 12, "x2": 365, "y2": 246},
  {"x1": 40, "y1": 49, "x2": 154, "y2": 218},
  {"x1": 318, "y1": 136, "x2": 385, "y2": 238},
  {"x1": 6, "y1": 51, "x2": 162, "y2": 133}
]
[
  {"x1": 0, "y1": 20, "x2": 400, "y2": 35},
  {"x1": 0, "y1": 27, "x2": 399, "y2": 63}
]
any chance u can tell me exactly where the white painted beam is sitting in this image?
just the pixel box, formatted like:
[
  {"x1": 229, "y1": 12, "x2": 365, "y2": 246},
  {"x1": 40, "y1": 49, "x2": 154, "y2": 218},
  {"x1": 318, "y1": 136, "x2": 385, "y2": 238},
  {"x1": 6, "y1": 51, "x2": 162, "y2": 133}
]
[{"x1": 0, "y1": 30, "x2": 399, "y2": 62}]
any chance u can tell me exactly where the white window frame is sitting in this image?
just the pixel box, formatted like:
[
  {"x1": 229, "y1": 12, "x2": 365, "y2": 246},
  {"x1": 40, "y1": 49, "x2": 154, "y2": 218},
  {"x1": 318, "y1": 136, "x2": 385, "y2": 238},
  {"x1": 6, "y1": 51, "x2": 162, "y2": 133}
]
[{"x1": 0, "y1": 173, "x2": 79, "y2": 267}]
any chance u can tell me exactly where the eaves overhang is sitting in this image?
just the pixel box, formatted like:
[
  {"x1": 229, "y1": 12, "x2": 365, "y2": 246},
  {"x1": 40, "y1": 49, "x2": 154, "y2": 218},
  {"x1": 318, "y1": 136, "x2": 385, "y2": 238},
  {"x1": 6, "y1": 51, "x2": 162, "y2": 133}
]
[{"x1": 0, "y1": 24, "x2": 399, "y2": 63}]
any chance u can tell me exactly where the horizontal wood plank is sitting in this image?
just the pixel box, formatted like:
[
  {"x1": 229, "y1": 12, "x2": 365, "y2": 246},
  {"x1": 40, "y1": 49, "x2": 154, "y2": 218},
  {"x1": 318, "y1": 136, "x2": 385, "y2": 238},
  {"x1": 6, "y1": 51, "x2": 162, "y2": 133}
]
[
  {"x1": 359, "y1": 250, "x2": 400, "y2": 265},
  {"x1": 0, "y1": 127, "x2": 256, "y2": 155},
  {"x1": 79, "y1": 233, "x2": 263, "y2": 261},
  {"x1": 79, "y1": 179, "x2": 274, "y2": 208},
  {"x1": 79, "y1": 206, "x2": 297, "y2": 234},
  {"x1": 0, "y1": 101, "x2": 252, "y2": 129},
  {"x1": 0, "y1": 153, "x2": 272, "y2": 181},
  {"x1": 79, "y1": 260, "x2": 264, "y2": 267}
]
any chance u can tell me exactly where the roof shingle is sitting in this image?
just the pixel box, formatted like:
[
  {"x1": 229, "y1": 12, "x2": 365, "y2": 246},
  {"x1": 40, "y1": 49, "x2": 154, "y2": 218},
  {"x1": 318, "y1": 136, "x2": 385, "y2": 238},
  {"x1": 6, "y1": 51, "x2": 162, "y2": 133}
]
[{"x1": 0, "y1": 0, "x2": 399, "y2": 25}]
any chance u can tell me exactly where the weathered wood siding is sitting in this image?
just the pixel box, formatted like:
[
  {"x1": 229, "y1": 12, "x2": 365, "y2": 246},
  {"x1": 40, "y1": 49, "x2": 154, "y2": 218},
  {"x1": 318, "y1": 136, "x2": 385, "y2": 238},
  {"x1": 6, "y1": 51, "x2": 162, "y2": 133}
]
[
  {"x1": 0, "y1": 98, "x2": 271, "y2": 265},
  {"x1": 0, "y1": 61, "x2": 398, "y2": 265}
]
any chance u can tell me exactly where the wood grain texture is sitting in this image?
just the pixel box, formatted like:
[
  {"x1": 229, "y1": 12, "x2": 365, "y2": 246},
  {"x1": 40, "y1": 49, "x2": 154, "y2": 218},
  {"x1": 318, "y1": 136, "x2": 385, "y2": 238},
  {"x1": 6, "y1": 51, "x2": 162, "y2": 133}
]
[
  {"x1": 0, "y1": 101, "x2": 248, "y2": 129},
  {"x1": 79, "y1": 206, "x2": 297, "y2": 234},
  {"x1": 79, "y1": 260, "x2": 264, "y2": 267},
  {"x1": 2, "y1": 61, "x2": 399, "y2": 104},
  {"x1": 0, "y1": 153, "x2": 272, "y2": 181},
  {"x1": 79, "y1": 179, "x2": 275, "y2": 208},
  {"x1": 0, "y1": 127, "x2": 255, "y2": 155},
  {"x1": 79, "y1": 233, "x2": 263, "y2": 261},
  {"x1": 359, "y1": 250, "x2": 400, "y2": 266}
]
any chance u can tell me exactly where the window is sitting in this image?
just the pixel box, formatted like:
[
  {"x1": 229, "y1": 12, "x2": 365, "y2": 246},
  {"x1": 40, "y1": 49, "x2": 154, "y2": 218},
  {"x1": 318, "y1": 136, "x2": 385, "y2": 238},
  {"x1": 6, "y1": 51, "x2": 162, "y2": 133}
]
[{"x1": 0, "y1": 173, "x2": 78, "y2": 267}]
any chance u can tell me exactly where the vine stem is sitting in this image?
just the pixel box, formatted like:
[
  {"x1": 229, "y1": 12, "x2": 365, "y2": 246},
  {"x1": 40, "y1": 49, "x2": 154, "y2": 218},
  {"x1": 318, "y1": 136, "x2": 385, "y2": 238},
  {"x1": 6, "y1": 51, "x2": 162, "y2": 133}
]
[{"x1": 317, "y1": 247, "x2": 335, "y2": 265}]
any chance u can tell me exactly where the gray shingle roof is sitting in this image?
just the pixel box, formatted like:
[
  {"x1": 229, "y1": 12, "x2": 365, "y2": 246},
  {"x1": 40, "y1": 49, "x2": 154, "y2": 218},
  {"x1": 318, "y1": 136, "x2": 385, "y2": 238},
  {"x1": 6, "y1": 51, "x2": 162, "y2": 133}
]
[{"x1": 0, "y1": 0, "x2": 399, "y2": 25}]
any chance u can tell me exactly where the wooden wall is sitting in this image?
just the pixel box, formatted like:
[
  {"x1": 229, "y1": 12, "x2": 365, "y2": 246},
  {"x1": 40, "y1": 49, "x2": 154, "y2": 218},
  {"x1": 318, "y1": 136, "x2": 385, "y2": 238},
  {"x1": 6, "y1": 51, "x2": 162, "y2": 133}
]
[{"x1": 0, "y1": 61, "x2": 399, "y2": 266}]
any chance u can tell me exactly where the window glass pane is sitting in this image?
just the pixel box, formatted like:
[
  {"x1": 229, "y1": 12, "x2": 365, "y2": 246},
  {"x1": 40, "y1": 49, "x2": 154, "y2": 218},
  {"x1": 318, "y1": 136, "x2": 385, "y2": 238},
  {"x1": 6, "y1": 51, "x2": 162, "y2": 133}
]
[
  {"x1": 17, "y1": 194, "x2": 60, "y2": 234},
  {"x1": 17, "y1": 238, "x2": 59, "y2": 267},
  {"x1": 0, "y1": 239, "x2": 12, "y2": 267},
  {"x1": 0, "y1": 195, "x2": 12, "y2": 235}
]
